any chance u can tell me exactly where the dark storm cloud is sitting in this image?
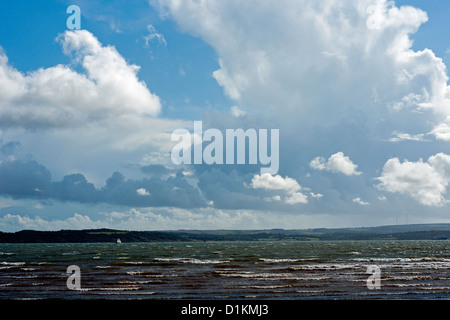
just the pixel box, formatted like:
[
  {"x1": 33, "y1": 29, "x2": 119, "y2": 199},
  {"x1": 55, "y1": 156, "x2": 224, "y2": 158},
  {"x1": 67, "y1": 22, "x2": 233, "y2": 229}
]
[
  {"x1": 140, "y1": 164, "x2": 170, "y2": 177},
  {"x1": 52, "y1": 174, "x2": 98, "y2": 203},
  {"x1": 1, "y1": 141, "x2": 22, "y2": 155},
  {"x1": 0, "y1": 157, "x2": 206, "y2": 208},
  {"x1": 101, "y1": 171, "x2": 206, "y2": 208},
  {"x1": 0, "y1": 158, "x2": 52, "y2": 197},
  {"x1": 197, "y1": 168, "x2": 260, "y2": 209}
]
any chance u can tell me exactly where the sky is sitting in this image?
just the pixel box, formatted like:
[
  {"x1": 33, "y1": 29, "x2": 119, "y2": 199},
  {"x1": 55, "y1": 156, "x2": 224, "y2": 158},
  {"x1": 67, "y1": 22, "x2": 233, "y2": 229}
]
[{"x1": 1, "y1": 0, "x2": 450, "y2": 232}]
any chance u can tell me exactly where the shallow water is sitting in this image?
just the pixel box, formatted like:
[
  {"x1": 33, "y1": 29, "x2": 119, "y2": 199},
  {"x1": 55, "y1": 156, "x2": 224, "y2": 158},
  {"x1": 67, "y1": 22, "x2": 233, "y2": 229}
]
[{"x1": 1, "y1": 240, "x2": 450, "y2": 300}]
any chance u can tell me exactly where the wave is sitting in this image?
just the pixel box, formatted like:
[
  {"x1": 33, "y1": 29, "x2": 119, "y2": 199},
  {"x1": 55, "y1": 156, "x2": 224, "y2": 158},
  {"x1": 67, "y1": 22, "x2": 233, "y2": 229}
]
[
  {"x1": 118, "y1": 280, "x2": 165, "y2": 285},
  {"x1": 0, "y1": 262, "x2": 26, "y2": 269},
  {"x1": 153, "y1": 257, "x2": 230, "y2": 264},
  {"x1": 0, "y1": 283, "x2": 13, "y2": 287},
  {"x1": 1, "y1": 261, "x2": 25, "y2": 266},
  {"x1": 247, "y1": 285, "x2": 292, "y2": 289},
  {"x1": 20, "y1": 268, "x2": 37, "y2": 271},
  {"x1": 3, "y1": 274, "x2": 38, "y2": 279},
  {"x1": 84, "y1": 291, "x2": 156, "y2": 296},
  {"x1": 75, "y1": 286, "x2": 142, "y2": 292},
  {"x1": 30, "y1": 283, "x2": 45, "y2": 286},
  {"x1": 120, "y1": 261, "x2": 146, "y2": 265},
  {"x1": 259, "y1": 258, "x2": 300, "y2": 263},
  {"x1": 30, "y1": 262, "x2": 49, "y2": 265},
  {"x1": 353, "y1": 257, "x2": 450, "y2": 263},
  {"x1": 284, "y1": 263, "x2": 364, "y2": 271},
  {"x1": 61, "y1": 251, "x2": 79, "y2": 256},
  {"x1": 383, "y1": 275, "x2": 438, "y2": 281}
]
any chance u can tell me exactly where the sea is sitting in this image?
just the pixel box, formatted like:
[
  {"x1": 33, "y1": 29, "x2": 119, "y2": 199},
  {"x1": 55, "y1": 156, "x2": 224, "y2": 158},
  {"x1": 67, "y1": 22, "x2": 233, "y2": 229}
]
[{"x1": 1, "y1": 240, "x2": 450, "y2": 300}]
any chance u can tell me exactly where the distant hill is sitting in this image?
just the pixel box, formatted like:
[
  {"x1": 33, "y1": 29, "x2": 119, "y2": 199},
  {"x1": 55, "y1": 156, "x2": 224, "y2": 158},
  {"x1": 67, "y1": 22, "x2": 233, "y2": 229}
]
[
  {"x1": 311, "y1": 223, "x2": 450, "y2": 234},
  {"x1": 1, "y1": 223, "x2": 450, "y2": 243}
]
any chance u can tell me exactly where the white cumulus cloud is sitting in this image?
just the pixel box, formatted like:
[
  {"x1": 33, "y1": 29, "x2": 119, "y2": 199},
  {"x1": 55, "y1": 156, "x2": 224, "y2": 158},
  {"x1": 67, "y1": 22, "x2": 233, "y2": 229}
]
[
  {"x1": 136, "y1": 188, "x2": 151, "y2": 196},
  {"x1": 250, "y1": 173, "x2": 308, "y2": 204},
  {"x1": 153, "y1": 0, "x2": 450, "y2": 127},
  {"x1": 353, "y1": 197, "x2": 370, "y2": 206},
  {"x1": 0, "y1": 30, "x2": 161, "y2": 130},
  {"x1": 310, "y1": 152, "x2": 362, "y2": 176},
  {"x1": 429, "y1": 117, "x2": 450, "y2": 141},
  {"x1": 376, "y1": 153, "x2": 450, "y2": 206}
]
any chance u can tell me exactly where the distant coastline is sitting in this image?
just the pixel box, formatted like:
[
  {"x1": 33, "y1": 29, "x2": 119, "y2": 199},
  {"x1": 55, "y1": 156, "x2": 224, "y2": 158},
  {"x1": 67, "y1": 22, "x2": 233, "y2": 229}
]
[{"x1": 1, "y1": 223, "x2": 450, "y2": 243}]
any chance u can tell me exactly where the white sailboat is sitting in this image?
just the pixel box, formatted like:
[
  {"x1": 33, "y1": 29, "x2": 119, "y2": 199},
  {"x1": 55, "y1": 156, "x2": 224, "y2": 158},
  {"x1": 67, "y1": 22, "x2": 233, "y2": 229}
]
[{"x1": 116, "y1": 238, "x2": 122, "y2": 244}]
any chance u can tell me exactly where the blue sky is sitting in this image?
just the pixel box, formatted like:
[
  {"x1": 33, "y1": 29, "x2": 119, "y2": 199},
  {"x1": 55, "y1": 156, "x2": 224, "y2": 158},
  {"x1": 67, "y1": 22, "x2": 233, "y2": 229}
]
[{"x1": 1, "y1": 0, "x2": 450, "y2": 231}]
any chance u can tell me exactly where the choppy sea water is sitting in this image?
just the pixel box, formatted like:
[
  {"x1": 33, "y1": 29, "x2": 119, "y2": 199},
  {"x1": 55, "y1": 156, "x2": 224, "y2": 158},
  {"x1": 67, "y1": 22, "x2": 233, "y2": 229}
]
[{"x1": 1, "y1": 240, "x2": 450, "y2": 300}]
